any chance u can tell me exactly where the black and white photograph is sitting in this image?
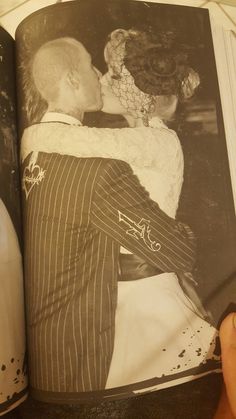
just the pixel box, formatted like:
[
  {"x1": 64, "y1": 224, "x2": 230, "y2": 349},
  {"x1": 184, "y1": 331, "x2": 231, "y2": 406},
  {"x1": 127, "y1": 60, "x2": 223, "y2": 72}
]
[
  {"x1": 0, "y1": 26, "x2": 28, "y2": 416},
  {"x1": 14, "y1": 0, "x2": 236, "y2": 405}
]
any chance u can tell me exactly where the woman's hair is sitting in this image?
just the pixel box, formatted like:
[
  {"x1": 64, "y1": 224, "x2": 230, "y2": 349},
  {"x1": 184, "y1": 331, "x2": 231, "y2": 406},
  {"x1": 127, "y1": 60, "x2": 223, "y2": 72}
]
[{"x1": 104, "y1": 29, "x2": 200, "y2": 121}]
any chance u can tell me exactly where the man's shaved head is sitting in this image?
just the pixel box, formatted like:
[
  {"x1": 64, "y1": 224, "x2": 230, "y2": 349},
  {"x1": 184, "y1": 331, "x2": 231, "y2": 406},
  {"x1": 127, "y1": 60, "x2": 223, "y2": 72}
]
[
  {"x1": 32, "y1": 37, "x2": 86, "y2": 103},
  {"x1": 28, "y1": 37, "x2": 102, "y2": 121}
]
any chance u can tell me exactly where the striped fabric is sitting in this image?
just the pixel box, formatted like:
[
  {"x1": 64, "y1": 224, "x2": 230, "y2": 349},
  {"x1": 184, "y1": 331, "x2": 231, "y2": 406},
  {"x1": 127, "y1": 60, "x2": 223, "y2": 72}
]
[{"x1": 22, "y1": 151, "x2": 195, "y2": 398}]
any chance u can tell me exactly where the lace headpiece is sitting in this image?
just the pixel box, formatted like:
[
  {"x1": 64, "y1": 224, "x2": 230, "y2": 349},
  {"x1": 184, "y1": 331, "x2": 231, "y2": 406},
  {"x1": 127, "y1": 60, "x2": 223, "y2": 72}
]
[{"x1": 104, "y1": 29, "x2": 200, "y2": 126}]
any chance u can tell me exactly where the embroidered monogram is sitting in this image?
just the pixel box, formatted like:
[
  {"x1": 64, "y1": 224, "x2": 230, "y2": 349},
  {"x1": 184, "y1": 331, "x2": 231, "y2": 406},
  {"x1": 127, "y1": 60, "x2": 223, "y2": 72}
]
[
  {"x1": 118, "y1": 210, "x2": 161, "y2": 252},
  {"x1": 22, "y1": 153, "x2": 46, "y2": 200}
]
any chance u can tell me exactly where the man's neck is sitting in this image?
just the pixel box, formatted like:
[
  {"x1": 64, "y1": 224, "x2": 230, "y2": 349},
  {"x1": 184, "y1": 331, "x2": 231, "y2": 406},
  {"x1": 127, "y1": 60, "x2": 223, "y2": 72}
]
[
  {"x1": 47, "y1": 107, "x2": 84, "y2": 124},
  {"x1": 41, "y1": 111, "x2": 83, "y2": 126}
]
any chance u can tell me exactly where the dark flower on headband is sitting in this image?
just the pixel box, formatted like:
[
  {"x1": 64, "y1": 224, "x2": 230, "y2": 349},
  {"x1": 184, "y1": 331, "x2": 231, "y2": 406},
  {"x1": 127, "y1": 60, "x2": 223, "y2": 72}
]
[{"x1": 124, "y1": 31, "x2": 197, "y2": 97}]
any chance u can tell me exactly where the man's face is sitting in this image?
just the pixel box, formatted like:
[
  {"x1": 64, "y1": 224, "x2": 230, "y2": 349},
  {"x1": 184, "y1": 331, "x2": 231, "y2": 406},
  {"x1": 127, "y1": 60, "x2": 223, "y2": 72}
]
[{"x1": 75, "y1": 44, "x2": 103, "y2": 112}]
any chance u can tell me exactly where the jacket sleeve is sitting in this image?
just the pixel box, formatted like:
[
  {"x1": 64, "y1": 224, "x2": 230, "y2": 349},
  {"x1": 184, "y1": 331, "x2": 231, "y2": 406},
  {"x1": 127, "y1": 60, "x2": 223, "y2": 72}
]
[{"x1": 91, "y1": 159, "x2": 196, "y2": 273}]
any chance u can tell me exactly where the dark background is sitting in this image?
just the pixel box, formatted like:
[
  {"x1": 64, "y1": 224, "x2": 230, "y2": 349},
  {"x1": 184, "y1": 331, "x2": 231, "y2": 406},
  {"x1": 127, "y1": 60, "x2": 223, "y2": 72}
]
[{"x1": 0, "y1": 26, "x2": 22, "y2": 240}]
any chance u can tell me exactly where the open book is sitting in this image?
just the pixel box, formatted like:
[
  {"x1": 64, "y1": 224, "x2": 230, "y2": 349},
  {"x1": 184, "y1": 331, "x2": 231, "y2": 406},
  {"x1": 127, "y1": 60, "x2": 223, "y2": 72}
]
[{"x1": 1, "y1": 0, "x2": 236, "y2": 415}]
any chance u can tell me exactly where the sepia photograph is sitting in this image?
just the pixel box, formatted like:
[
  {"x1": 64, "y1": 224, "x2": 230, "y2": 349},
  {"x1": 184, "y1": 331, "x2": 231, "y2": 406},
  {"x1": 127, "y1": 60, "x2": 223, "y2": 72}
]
[{"x1": 15, "y1": 0, "x2": 236, "y2": 404}]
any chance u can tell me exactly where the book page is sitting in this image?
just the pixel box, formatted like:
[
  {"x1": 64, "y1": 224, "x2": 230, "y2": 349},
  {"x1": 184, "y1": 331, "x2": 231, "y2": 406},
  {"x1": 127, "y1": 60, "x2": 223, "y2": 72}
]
[
  {"x1": 0, "y1": 26, "x2": 28, "y2": 416},
  {"x1": 0, "y1": 0, "x2": 57, "y2": 38},
  {"x1": 15, "y1": 0, "x2": 236, "y2": 403}
]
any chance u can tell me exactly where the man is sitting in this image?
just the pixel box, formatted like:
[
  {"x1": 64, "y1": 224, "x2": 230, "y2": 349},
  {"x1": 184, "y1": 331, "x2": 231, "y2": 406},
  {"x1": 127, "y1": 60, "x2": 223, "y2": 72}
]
[{"x1": 21, "y1": 37, "x2": 196, "y2": 403}]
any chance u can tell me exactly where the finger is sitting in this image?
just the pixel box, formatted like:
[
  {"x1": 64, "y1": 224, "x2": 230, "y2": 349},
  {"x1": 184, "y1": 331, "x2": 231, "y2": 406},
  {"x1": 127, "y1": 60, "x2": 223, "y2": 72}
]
[
  {"x1": 214, "y1": 385, "x2": 235, "y2": 419},
  {"x1": 220, "y1": 312, "x2": 236, "y2": 417}
]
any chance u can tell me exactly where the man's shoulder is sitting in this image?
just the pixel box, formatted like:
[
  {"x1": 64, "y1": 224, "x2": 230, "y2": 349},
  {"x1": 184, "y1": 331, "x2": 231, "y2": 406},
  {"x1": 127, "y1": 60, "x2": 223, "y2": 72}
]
[
  {"x1": 22, "y1": 150, "x2": 130, "y2": 175},
  {"x1": 89, "y1": 157, "x2": 131, "y2": 178}
]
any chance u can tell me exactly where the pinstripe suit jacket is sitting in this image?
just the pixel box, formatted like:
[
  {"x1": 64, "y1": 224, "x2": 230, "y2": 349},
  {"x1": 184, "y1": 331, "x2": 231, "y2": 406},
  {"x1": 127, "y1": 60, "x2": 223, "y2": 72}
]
[{"x1": 22, "y1": 148, "x2": 195, "y2": 401}]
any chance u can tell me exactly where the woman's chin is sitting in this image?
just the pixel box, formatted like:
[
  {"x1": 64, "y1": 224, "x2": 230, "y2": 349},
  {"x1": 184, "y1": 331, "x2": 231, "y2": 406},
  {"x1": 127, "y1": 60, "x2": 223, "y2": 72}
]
[
  {"x1": 101, "y1": 102, "x2": 125, "y2": 115},
  {"x1": 101, "y1": 105, "x2": 116, "y2": 115},
  {"x1": 101, "y1": 92, "x2": 125, "y2": 115}
]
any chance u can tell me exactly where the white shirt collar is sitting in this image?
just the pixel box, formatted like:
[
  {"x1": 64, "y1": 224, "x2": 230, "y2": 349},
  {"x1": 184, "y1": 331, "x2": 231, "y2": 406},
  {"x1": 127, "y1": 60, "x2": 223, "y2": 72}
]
[{"x1": 41, "y1": 112, "x2": 82, "y2": 126}]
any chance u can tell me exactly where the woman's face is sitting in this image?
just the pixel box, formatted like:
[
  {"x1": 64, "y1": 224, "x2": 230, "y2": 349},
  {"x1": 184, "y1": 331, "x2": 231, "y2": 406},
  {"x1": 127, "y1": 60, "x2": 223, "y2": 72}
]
[
  {"x1": 100, "y1": 71, "x2": 127, "y2": 115},
  {"x1": 101, "y1": 37, "x2": 154, "y2": 125}
]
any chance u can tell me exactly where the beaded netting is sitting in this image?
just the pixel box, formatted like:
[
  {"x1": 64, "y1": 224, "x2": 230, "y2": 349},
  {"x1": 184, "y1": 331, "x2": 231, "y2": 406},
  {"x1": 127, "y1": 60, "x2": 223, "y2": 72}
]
[{"x1": 104, "y1": 29, "x2": 200, "y2": 126}]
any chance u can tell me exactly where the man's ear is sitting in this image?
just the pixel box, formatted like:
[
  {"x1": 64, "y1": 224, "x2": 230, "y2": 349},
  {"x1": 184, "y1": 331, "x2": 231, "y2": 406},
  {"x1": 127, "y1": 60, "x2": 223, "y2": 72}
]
[{"x1": 66, "y1": 70, "x2": 80, "y2": 89}]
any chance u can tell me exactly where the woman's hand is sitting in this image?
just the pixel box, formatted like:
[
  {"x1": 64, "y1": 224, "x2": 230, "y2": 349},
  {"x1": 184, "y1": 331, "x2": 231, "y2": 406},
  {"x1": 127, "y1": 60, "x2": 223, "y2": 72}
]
[{"x1": 214, "y1": 313, "x2": 236, "y2": 418}]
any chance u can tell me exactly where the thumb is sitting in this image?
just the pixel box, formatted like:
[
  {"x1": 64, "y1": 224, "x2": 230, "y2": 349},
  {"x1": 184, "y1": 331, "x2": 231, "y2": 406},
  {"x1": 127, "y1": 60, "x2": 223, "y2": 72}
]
[{"x1": 220, "y1": 312, "x2": 236, "y2": 417}]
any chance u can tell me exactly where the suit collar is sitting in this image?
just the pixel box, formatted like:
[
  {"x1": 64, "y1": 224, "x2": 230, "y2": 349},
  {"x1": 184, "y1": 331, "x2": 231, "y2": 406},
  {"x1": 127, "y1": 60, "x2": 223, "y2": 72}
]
[{"x1": 41, "y1": 112, "x2": 82, "y2": 126}]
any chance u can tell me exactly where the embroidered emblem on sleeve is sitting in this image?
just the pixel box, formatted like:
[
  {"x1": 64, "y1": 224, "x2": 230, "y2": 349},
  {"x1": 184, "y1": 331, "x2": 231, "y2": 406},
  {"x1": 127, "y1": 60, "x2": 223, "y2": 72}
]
[
  {"x1": 22, "y1": 152, "x2": 46, "y2": 200},
  {"x1": 118, "y1": 210, "x2": 161, "y2": 252}
]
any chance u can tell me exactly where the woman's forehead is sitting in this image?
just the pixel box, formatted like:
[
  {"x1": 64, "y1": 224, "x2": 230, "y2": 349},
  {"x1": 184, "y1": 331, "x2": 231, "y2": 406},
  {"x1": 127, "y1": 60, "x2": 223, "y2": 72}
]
[{"x1": 105, "y1": 39, "x2": 125, "y2": 67}]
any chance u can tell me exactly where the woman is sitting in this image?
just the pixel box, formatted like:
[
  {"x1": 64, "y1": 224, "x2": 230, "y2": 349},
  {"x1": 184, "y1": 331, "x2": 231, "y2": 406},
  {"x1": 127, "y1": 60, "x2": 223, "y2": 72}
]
[
  {"x1": 98, "y1": 28, "x2": 220, "y2": 389},
  {"x1": 0, "y1": 199, "x2": 27, "y2": 415}
]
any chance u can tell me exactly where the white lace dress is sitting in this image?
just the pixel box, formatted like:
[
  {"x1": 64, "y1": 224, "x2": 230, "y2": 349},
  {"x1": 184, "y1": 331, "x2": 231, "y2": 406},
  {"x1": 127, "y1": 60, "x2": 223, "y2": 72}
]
[
  {"x1": 103, "y1": 119, "x2": 220, "y2": 389},
  {"x1": 0, "y1": 200, "x2": 27, "y2": 415},
  {"x1": 21, "y1": 115, "x2": 220, "y2": 391}
]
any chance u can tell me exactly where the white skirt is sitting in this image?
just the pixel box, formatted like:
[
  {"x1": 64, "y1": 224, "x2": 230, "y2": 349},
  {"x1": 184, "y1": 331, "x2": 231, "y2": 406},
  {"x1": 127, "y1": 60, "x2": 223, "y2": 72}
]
[
  {"x1": 106, "y1": 272, "x2": 220, "y2": 389},
  {"x1": 0, "y1": 200, "x2": 28, "y2": 415}
]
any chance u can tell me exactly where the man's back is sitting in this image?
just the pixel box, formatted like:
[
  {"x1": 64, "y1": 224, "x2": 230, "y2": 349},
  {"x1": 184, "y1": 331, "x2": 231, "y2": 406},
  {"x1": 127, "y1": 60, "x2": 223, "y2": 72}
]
[
  {"x1": 22, "y1": 146, "x2": 196, "y2": 402},
  {"x1": 22, "y1": 152, "x2": 118, "y2": 395}
]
